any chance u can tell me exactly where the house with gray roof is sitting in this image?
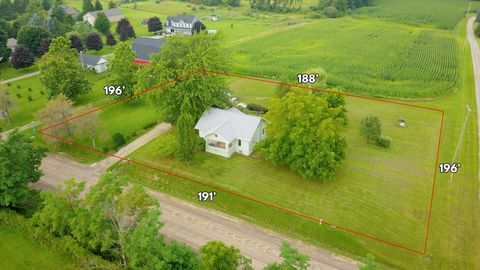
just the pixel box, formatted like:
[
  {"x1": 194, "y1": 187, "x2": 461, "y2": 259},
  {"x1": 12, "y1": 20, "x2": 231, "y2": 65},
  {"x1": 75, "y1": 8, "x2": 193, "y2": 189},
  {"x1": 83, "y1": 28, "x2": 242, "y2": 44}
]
[
  {"x1": 83, "y1": 8, "x2": 124, "y2": 25},
  {"x1": 79, "y1": 54, "x2": 108, "y2": 73},
  {"x1": 131, "y1": 37, "x2": 166, "y2": 64},
  {"x1": 165, "y1": 14, "x2": 201, "y2": 35},
  {"x1": 195, "y1": 107, "x2": 266, "y2": 158},
  {"x1": 49, "y1": 5, "x2": 80, "y2": 17}
]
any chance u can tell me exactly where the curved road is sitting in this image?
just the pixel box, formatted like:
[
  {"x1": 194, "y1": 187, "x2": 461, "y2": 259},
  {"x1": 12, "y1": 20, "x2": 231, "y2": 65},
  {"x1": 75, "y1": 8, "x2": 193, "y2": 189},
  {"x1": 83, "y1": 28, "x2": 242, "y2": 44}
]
[
  {"x1": 34, "y1": 123, "x2": 358, "y2": 270},
  {"x1": 467, "y1": 17, "x2": 480, "y2": 181}
]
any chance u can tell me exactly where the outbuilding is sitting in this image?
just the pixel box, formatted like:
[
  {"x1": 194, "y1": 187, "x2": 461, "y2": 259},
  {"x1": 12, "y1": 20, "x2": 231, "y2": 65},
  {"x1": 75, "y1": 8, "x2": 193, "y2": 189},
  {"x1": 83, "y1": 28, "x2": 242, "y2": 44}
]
[{"x1": 79, "y1": 54, "x2": 108, "y2": 73}]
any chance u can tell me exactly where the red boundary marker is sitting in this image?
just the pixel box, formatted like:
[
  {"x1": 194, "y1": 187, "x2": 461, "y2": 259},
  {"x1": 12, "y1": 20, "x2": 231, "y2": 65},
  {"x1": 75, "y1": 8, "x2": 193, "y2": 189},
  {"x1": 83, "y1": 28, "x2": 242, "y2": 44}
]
[{"x1": 39, "y1": 70, "x2": 444, "y2": 255}]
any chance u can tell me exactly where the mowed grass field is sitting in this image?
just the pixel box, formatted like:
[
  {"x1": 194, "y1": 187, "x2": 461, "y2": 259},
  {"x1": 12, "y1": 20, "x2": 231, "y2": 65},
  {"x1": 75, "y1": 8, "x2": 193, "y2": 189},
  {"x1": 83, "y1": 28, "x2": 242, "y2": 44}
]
[{"x1": 0, "y1": 227, "x2": 77, "y2": 270}]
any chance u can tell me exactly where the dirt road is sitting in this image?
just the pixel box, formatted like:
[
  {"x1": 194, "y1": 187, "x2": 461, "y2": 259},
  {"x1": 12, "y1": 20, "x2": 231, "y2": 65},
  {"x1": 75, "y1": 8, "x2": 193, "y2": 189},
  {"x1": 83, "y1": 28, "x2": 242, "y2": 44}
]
[{"x1": 35, "y1": 123, "x2": 358, "y2": 269}]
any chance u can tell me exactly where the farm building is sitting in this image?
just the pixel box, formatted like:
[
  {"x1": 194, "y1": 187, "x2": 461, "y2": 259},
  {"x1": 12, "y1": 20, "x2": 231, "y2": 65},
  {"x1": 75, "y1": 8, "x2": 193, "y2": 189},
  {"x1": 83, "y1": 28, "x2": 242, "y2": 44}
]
[
  {"x1": 131, "y1": 37, "x2": 166, "y2": 64},
  {"x1": 79, "y1": 54, "x2": 108, "y2": 73},
  {"x1": 49, "y1": 5, "x2": 79, "y2": 17},
  {"x1": 165, "y1": 14, "x2": 201, "y2": 35},
  {"x1": 7, "y1": 38, "x2": 17, "y2": 53},
  {"x1": 83, "y1": 8, "x2": 124, "y2": 25},
  {"x1": 195, "y1": 107, "x2": 266, "y2": 158}
]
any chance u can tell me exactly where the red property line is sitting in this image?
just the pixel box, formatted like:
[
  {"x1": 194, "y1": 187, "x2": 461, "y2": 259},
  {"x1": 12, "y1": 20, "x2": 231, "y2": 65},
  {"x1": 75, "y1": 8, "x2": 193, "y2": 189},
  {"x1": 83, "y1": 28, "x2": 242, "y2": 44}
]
[{"x1": 39, "y1": 70, "x2": 444, "y2": 255}]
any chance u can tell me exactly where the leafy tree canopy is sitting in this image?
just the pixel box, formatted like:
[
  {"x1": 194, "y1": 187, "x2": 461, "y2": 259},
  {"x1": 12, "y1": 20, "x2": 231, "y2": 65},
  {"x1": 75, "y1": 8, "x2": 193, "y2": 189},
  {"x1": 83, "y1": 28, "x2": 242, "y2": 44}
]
[
  {"x1": 94, "y1": 12, "x2": 110, "y2": 34},
  {"x1": 17, "y1": 25, "x2": 50, "y2": 56},
  {"x1": 200, "y1": 240, "x2": 241, "y2": 270},
  {"x1": 39, "y1": 36, "x2": 91, "y2": 100},
  {"x1": 108, "y1": 42, "x2": 137, "y2": 99},
  {"x1": 11, "y1": 45, "x2": 35, "y2": 69},
  {"x1": 264, "y1": 242, "x2": 310, "y2": 270},
  {"x1": 0, "y1": 131, "x2": 47, "y2": 207},
  {"x1": 258, "y1": 90, "x2": 347, "y2": 179}
]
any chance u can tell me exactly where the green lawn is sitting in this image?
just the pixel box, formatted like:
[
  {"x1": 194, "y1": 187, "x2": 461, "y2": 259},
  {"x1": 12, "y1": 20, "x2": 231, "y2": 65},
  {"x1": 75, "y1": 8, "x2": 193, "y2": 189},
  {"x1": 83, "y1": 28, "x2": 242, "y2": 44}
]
[
  {"x1": 0, "y1": 62, "x2": 39, "y2": 81},
  {"x1": 1, "y1": 72, "x2": 110, "y2": 130},
  {"x1": 0, "y1": 227, "x2": 77, "y2": 270}
]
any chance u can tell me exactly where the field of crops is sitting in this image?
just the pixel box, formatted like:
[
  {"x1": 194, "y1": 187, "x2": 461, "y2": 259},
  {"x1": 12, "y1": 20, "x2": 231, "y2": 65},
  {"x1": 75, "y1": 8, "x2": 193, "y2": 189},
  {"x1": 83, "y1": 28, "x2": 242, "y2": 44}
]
[
  {"x1": 356, "y1": 0, "x2": 470, "y2": 30},
  {"x1": 227, "y1": 18, "x2": 460, "y2": 98}
]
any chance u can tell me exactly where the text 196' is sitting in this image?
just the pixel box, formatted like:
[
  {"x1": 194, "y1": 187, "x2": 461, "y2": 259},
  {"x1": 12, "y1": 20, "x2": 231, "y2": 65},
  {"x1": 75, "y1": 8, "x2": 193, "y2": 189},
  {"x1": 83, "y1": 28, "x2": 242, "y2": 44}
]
[
  {"x1": 104, "y1": 85, "x2": 125, "y2": 96},
  {"x1": 439, "y1": 163, "x2": 461, "y2": 173},
  {"x1": 197, "y1": 191, "x2": 216, "y2": 202},
  {"x1": 297, "y1": 73, "x2": 319, "y2": 84}
]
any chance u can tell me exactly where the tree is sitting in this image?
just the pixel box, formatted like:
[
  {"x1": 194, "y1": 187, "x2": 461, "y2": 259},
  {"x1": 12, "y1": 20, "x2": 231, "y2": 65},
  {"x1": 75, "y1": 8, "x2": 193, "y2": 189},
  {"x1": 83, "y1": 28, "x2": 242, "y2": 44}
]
[
  {"x1": 175, "y1": 111, "x2": 198, "y2": 161},
  {"x1": 106, "y1": 32, "x2": 117, "y2": 46},
  {"x1": 258, "y1": 90, "x2": 347, "y2": 179},
  {"x1": 192, "y1": 21, "x2": 207, "y2": 34},
  {"x1": 108, "y1": 42, "x2": 136, "y2": 99},
  {"x1": 94, "y1": 12, "x2": 110, "y2": 34},
  {"x1": 476, "y1": 24, "x2": 480, "y2": 38},
  {"x1": 112, "y1": 132, "x2": 125, "y2": 149},
  {"x1": 0, "y1": 84, "x2": 14, "y2": 125},
  {"x1": 160, "y1": 241, "x2": 202, "y2": 270},
  {"x1": 147, "y1": 16, "x2": 162, "y2": 33},
  {"x1": 38, "y1": 37, "x2": 52, "y2": 56},
  {"x1": 82, "y1": 0, "x2": 95, "y2": 13},
  {"x1": 13, "y1": 0, "x2": 28, "y2": 13},
  {"x1": 17, "y1": 26, "x2": 50, "y2": 56},
  {"x1": 73, "y1": 105, "x2": 98, "y2": 148},
  {"x1": 116, "y1": 18, "x2": 135, "y2": 40},
  {"x1": 0, "y1": 29, "x2": 11, "y2": 63},
  {"x1": 41, "y1": 0, "x2": 50, "y2": 10},
  {"x1": 10, "y1": 45, "x2": 35, "y2": 69},
  {"x1": 359, "y1": 116, "x2": 381, "y2": 143},
  {"x1": 36, "y1": 94, "x2": 75, "y2": 141},
  {"x1": 39, "y1": 36, "x2": 90, "y2": 100},
  {"x1": 85, "y1": 32, "x2": 103, "y2": 51},
  {"x1": 476, "y1": 9, "x2": 480, "y2": 23},
  {"x1": 0, "y1": 131, "x2": 47, "y2": 207},
  {"x1": 108, "y1": 0, "x2": 116, "y2": 8},
  {"x1": 227, "y1": 0, "x2": 240, "y2": 7},
  {"x1": 71, "y1": 22, "x2": 97, "y2": 41},
  {"x1": 69, "y1": 34, "x2": 84, "y2": 52},
  {"x1": 94, "y1": 0, "x2": 103, "y2": 10},
  {"x1": 200, "y1": 240, "x2": 241, "y2": 270},
  {"x1": 360, "y1": 253, "x2": 379, "y2": 270},
  {"x1": 264, "y1": 242, "x2": 310, "y2": 270}
]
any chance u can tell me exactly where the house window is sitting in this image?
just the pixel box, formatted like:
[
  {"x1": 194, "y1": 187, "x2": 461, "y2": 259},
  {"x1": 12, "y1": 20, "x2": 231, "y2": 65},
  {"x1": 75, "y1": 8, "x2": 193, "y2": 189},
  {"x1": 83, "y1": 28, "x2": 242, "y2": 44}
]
[
  {"x1": 208, "y1": 140, "x2": 226, "y2": 149},
  {"x1": 262, "y1": 128, "x2": 265, "y2": 135},
  {"x1": 238, "y1": 140, "x2": 241, "y2": 147}
]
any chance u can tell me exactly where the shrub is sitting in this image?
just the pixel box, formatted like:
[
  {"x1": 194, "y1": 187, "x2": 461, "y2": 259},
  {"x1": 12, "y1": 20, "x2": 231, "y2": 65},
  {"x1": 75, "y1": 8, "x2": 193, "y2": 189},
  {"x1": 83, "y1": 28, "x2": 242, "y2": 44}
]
[
  {"x1": 16, "y1": 93, "x2": 21, "y2": 98},
  {"x1": 112, "y1": 133, "x2": 125, "y2": 149},
  {"x1": 476, "y1": 24, "x2": 480, "y2": 38},
  {"x1": 247, "y1": 103, "x2": 268, "y2": 113},
  {"x1": 376, "y1": 136, "x2": 391, "y2": 148},
  {"x1": 28, "y1": 95, "x2": 32, "y2": 101},
  {"x1": 102, "y1": 146, "x2": 109, "y2": 153},
  {"x1": 156, "y1": 132, "x2": 177, "y2": 158},
  {"x1": 17, "y1": 85, "x2": 21, "y2": 89},
  {"x1": 7, "y1": 82, "x2": 11, "y2": 86},
  {"x1": 143, "y1": 121, "x2": 156, "y2": 130},
  {"x1": 40, "y1": 91, "x2": 45, "y2": 95},
  {"x1": 28, "y1": 87, "x2": 32, "y2": 91}
]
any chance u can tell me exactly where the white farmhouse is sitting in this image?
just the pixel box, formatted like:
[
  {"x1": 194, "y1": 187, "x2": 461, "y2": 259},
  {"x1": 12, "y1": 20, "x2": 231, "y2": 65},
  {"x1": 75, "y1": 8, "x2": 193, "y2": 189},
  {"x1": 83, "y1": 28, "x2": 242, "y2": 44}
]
[
  {"x1": 83, "y1": 8, "x2": 124, "y2": 25},
  {"x1": 195, "y1": 108, "x2": 266, "y2": 158},
  {"x1": 79, "y1": 54, "x2": 108, "y2": 73}
]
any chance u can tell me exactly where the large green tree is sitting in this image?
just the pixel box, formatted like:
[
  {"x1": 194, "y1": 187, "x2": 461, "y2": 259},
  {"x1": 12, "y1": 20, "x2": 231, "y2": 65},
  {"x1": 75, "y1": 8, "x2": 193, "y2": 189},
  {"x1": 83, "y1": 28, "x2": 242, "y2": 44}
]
[
  {"x1": 200, "y1": 240, "x2": 241, "y2": 270},
  {"x1": 94, "y1": 12, "x2": 110, "y2": 34},
  {"x1": 0, "y1": 29, "x2": 11, "y2": 63},
  {"x1": 258, "y1": 90, "x2": 347, "y2": 179},
  {"x1": 39, "y1": 36, "x2": 90, "y2": 100},
  {"x1": 0, "y1": 131, "x2": 47, "y2": 207},
  {"x1": 17, "y1": 25, "x2": 50, "y2": 56},
  {"x1": 264, "y1": 242, "x2": 310, "y2": 270},
  {"x1": 108, "y1": 42, "x2": 137, "y2": 99}
]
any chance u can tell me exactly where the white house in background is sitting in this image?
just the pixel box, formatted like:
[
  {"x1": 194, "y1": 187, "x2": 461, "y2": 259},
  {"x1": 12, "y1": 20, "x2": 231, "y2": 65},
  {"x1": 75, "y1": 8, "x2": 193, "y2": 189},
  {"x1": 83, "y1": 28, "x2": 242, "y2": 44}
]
[
  {"x1": 195, "y1": 107, "x2": 266, "y2": 158},
  {"x1": 79, "y1": 54, "x2": 108, "y2": 73},
  {"x1": 83, "y1": 8, "x2": 124, "y2": 25},
  {"x1": 165, "y1": 14, "x2": 201, "y2": 35},
  {"x1": 7, "y1": 38, "x2": 17, "y2": 53}
]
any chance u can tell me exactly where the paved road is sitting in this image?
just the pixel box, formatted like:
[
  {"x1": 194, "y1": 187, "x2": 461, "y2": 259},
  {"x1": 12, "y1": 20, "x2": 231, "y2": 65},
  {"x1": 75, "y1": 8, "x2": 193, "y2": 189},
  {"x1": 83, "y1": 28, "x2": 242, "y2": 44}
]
[
  {"x1": 34, "y1": 124, "x2": 358, "y2": 270},
  {"x1": 467, "y1": 17, "x2": 480, "y2": 181}
]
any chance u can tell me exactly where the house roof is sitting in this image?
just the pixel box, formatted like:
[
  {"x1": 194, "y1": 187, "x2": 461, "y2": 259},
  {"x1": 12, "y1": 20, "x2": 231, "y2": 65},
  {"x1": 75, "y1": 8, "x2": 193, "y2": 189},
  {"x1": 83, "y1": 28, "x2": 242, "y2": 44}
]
[
  {"x1": 131, "y1": 37, "x2": 166, "y2": 61},
  {"x1": 86, "y1": 8, "x2": 123, "y2": 18},
  {"x1": 195, "y1": 108, "x2": 263, "y2": 143},
  {"x1": 7, "y1": 38, "x2": 17, "y2": 48},
  {"x1": 49, "y1": 5, "x2": 79, "y2": 15},
  {"x1": 79, "y1": 54, "x2": 106, "y2": 66},
  {"x1": 166, "y1": 14, "x2": 198, "y2": 24}
]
